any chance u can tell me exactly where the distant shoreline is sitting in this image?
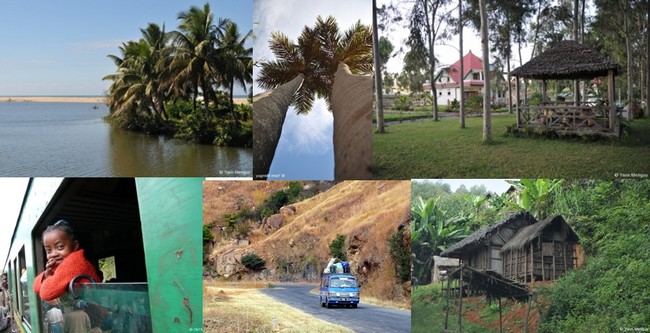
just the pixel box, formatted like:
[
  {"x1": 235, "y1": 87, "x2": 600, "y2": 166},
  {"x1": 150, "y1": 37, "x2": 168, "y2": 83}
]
[
  {"x1": 2, "y1": 96, "x2": 249, "y2": 105},
  {"x1": 2, "y1": 96, "x2": 105, "y2": 103}
]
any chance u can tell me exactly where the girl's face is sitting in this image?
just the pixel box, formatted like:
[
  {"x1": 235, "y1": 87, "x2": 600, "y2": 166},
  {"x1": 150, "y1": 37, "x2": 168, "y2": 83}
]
[{"x1": 43, "y1": 229, "x2": 79, "y2": 264}]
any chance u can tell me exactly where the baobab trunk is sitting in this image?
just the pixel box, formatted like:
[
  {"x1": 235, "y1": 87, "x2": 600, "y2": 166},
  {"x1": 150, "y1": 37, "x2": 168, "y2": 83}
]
[
  {"x1": 332, "y1": 63, "x2": 373, "y2": 180},
  {"x1": 253, "y1": 74, "x2": 304, "y2": 180}
]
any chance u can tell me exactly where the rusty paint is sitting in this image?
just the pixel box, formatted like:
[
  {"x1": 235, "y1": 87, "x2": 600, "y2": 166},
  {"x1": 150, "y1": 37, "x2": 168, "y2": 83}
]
[
  {"x1": 183, "y1": 297, "x2": 193, "y2": 324},
  {"x1": 175, "y1": 248, "x2": 184, "y2": 259},
  {"x1": 174, "y1": 317, "x2": 180, "y2": 323}
]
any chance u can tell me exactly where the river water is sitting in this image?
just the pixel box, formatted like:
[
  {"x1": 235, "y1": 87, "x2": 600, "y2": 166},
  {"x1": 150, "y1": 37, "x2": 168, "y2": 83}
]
[{"x1": 0, "y1": 102, "x2": 252, "y2": 176}]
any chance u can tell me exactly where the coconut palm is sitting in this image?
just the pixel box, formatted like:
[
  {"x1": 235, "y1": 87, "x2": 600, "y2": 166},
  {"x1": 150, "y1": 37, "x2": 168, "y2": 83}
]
[
  {"x1": 218, "y1": 21, "x2": 253, "y2": 120},
  {"x1": 103, "y1": 23, "x2": 169, "y2": 128},
  {"x1": 168, "y1": 3, "x2": 226, "y2": 114},
  {"x1": 254, "y1": 16, "x2": 372, "y2": 179}
]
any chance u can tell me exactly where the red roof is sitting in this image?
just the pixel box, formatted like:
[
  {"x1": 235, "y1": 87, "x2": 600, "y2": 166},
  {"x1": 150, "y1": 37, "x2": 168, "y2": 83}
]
[{"x1": 446, "y1": 50, "x2": 483, "y2": 83}]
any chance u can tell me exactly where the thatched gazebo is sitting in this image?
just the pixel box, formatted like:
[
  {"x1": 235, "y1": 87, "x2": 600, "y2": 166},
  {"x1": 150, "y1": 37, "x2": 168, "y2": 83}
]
[{"x1": 511, "y1": 41, "x2": 622, "y2": 137}]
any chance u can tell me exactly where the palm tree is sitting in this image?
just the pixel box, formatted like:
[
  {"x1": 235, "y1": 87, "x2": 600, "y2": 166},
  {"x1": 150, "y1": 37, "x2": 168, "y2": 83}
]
[
  {"x1": 169, "y1": 3, "x2": 226, "y2": 115},
  {"x1": 218, "y1": 20, "x2": 253, "y2": 120},
  {"x1": 103, "y1": 23, "x2": 169, "y2": 129},
  {"x1": 255, "y1": 16, "x2": 372, "y2": 179}
]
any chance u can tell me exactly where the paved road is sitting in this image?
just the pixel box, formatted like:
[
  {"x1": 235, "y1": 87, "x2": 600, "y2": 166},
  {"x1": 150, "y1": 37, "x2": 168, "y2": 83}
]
[{"x1": 260, "y1": 284, "x2": 411, "y2": 333}]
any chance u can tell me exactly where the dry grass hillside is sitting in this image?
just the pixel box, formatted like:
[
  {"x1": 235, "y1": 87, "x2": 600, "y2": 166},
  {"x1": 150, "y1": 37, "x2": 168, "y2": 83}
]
[{"x1": 203, "y1": 180, "x2": 411, "y2": 306}]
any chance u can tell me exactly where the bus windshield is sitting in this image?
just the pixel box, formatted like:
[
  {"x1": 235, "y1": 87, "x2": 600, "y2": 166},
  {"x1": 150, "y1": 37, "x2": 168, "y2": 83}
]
[{"x1": 330, "y1": 277, "x2": 358, "y2": 288}]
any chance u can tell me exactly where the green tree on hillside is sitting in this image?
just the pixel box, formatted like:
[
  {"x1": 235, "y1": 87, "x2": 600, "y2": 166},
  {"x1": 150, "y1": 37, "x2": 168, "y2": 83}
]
[{"x1": 329, "y1": 234, "x2": 347, "y2": 261}]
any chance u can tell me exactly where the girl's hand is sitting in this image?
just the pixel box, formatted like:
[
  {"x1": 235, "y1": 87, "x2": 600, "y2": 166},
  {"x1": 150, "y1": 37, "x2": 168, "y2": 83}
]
[{"x1": 44, "y1": 259, "x2": 60, "y2": 278}]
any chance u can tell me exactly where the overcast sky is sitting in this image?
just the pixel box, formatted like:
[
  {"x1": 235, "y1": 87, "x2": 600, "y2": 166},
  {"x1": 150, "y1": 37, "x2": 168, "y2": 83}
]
[
  {"x1": 253, "y1": 0, "x2": 372, "y2": 180},
  {"x1": 378, "y1": 0, "x2": 533, "y2": 75},
  {"x1": 414, "y1": 179, "x2": 516, "y2": 194},
  {"x1": 0, "y1": 178, "x2": 29, "y2": 270}
]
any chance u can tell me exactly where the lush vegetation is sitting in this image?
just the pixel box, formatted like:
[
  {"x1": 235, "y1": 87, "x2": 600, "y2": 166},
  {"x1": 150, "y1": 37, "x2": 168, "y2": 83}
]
[
  {"x1": 373, "y1": 114, "x2": 650, "y2": 179},
  {"x1": 412, "y1": 179, "x2": 650, "y2": 331},
  {"x1": 388, "y1": 228, "x2": 411, "y2": 283},
  {"x1": 103, "y1": 3, "x2": 252, "y2": 146},
  {"x1": 329, "y1": 234, "x2": 347, "y2": 261},
  {"x1": 241, "y1": 253, "x2": 266, "y2": 271}
]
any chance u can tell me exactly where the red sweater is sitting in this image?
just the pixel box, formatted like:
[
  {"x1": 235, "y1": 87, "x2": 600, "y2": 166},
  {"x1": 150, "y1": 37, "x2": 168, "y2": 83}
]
[{"x1": 33, "y1": 249, "x2": 101, "y2": 301}]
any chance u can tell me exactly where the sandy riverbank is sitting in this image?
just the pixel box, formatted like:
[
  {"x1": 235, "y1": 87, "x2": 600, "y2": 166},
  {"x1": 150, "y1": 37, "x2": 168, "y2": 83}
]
[
  {"x1": 2, "y1": 96, "x2": 105, "y2": 103},
  {"x1": 2, "y1": 96, "x2": 249, "y2": 105}
]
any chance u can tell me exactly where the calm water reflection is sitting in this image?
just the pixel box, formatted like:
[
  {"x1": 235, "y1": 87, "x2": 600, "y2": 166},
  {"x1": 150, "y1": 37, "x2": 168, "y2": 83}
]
[{"x1": 0, "y1": 102, "x2": 252, "y2": 176}]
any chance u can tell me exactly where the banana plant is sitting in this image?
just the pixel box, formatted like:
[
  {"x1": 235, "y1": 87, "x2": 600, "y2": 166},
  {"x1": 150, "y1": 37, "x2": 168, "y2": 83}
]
[
  {"x1": 505, "y1": 179, "x2": 565, "y2": 219},
  {"x1": 411, "y1": 196, "x2": 471, "y2": 284}
]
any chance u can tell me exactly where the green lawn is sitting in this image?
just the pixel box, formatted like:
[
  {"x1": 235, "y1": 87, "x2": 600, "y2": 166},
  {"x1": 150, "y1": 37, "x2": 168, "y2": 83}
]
[
  {"x1": 373, "y1": 114, "x2": 650, "y2": 179},
  {"x1": 373, "y1": 110, "x2": 431, "y2": 122}
]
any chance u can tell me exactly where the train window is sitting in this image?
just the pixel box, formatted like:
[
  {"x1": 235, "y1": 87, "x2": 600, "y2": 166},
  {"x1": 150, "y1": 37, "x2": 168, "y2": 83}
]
[
  {"x1": 17, "y1": 247, "x2": 32, "y2": 329},
  {"x1": 31, "y1": 178, "x2": 152, "y2": 332},
  {"x1": 41, "y1": 283, "x2": 152, "y2": 333}
]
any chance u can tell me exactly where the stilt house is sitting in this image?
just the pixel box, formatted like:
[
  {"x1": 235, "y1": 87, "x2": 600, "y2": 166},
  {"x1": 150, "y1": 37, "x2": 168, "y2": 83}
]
[
  {"x1": 441, "y1": 212, "x2": 536, "y2": 275},
  {"x1": 441, "y1": 213, "x2": 580, "y2": 283},
  {"x1": 501, "y1": 215, "x2": 579, "y2": 282}
]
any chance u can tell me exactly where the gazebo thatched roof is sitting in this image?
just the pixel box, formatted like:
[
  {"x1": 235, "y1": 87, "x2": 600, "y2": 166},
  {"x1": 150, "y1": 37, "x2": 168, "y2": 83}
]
[
  {"x1": 501, "y1": 215, "x2": 579, "y2": 252},
  {"x1": 441, "y1": 212, "x2": 535, "y2": 257},
  {"x1": 511, "y1": 40, "x2": 621, "y2": 80}
]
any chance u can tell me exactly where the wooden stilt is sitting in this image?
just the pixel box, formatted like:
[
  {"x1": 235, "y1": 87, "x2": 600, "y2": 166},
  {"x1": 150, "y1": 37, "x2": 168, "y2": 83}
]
[
  {"x1": 530, "y1": 243, "x2": 535, "y2": 284},
  {"x1": 563, "y1": 241, "x2": 568, "y2": 276},
  {"x1": 553, "y1": 240, "x2": 556, "y2": 280},
  {"x1": 445, "y1": 270, "x2": 451, "y2": 330},
  {"x1": 499, "y1": 297, "x2": 503, "y2": 333},
  {"x1": 524, "y1": 296, "x2": 532, "y2": 333},
  {"x1": 458, "y1": 264, "x2": 463, "y2": 332}
]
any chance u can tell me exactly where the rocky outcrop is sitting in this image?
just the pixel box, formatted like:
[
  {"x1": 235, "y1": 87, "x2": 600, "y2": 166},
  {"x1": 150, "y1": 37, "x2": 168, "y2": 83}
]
[
  {"x1": 212, "y1": 248, "x2": 246, "y2": 277},
  {"x1": 261, "y1": 214, "x2": 285, "y2": 233},
  {"x1": 279, "y1": 205, "x2": 297, "y2": 216}
]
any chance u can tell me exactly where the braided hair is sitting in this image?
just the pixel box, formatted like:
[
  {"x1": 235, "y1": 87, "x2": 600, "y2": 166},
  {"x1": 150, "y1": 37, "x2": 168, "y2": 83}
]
[{"x1": 42, "y1": 219, "x2": 76, "y2": 243}]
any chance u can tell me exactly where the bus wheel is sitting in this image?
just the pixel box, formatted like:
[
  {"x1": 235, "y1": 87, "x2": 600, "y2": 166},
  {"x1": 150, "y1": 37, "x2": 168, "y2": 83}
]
[
  {"x1": 325, "y1": 299, "x2": 330, "y2": 308},
  {"x1": 320, "y1": 296, "x2": 325, "y2": 307},
  {"x1": 352, "y1": 304, "x2": 358, "y2": 308}
]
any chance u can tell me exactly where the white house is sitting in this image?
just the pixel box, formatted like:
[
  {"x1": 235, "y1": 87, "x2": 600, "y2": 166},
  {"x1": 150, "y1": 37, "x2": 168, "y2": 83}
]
[{"x1": 422, "y1": 50, "x2": 486, "y2": 106}]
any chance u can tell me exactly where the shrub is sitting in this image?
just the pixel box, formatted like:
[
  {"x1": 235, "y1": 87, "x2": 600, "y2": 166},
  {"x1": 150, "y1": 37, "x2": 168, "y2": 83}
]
[
  {"x1": 329, "y1": 234, "x2": 347, "y2": 261},
  {"x1": 241, "y1": 253, "x2": 265, "y2": 271},
  {"x1": 202, "y1": 224, "x2": 214, "y2": 245},
  {"x1": 388, "y1": 228, "x2": 411, "y2": 283}
]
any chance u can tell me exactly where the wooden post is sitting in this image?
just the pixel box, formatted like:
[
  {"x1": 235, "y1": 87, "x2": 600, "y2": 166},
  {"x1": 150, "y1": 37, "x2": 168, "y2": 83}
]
[
  {"x1": 499, "y1": 297, "x2": 503, "y2": 333},
  {"x1": 525, "y1": 246, "x2": 528, "y2": 282},
  {"x1": 515, "y1": 250, "x2": 519, "y2": 280},
  {"x1": 530, "y1": 242, "x2": 535, "y2": 285},
  {"x1": 542, "y1": 80, "x2": 548, "y2": 105},
  {"x1": 608, "y1": 70, "x2": 616, "y2": 132},
  {"x1": 524, "y1": 296, "x2": 532, "y2": 333},
  {"x1": 458, "y1": 264, "x2": 463, "y2": 332},
  {"x1": 516, "y1": 76, "x2": 521, "y2": 127},
  {"x1": 445, "y1": 270, "x2": 451, "y2": 330},
  {"x1": 563, "y1": 241, "x2": 568, "y2": 275},
  {"x1": 541, "y1": 244, "x2": 545, "y2": 281},
  {"x1": 552, "y1": 240, "x2": 556, "y2": 280}
]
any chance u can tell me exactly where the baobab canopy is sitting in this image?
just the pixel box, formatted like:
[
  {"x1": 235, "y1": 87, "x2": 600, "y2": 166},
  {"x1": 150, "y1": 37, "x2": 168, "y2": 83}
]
[{"x1": 511, "y1": 40, "x2": 622, "y2": 80}]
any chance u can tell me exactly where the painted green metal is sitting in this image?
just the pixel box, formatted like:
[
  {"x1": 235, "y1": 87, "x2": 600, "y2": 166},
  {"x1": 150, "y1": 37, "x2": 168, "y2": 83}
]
[{"x1": 136, "y1": 178, "x2": 204, "y2": 333}]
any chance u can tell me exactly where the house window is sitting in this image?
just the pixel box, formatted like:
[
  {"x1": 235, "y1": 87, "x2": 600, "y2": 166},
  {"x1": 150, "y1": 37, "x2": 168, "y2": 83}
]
[
  {"x1": 447, "y1": 91, "x2": 451, "y2": 95},
  {"x1": 473, "y1": 73, "x2": 480, "y2": 80},
  {"x1": 439, "y1": 91, "x2": 442, "y2": 96}
]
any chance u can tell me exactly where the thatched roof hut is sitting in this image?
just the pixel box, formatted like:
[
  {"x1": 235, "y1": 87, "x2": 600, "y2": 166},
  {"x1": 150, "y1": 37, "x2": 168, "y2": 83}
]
[
  {"x1": 511, "y1": 40, "x2": 621, "y2": 136},
  {"x1": 511, "y1": 40, "x2": 622, "y2": 80},
  {"x1": 441, "y1": 211, "x2": 535, "y2": 258},
  {"x1": 501, "y1": 215, "x2": 579, "y2": 252}
]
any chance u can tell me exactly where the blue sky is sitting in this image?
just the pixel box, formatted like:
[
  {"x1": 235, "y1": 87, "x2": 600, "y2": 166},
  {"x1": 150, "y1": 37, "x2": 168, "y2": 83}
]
[
  {"x1": 0, "y1": 0, "x2": 252, "y2": 96},
  {"x1": 253, "y1": 0, "x2": 372, "y2": 180}
]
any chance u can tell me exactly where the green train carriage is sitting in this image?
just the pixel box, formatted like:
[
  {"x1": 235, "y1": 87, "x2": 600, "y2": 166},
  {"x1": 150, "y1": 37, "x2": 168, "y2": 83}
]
[{"x1": 2, "y1": 178, "x2": 203, "y2": 333}]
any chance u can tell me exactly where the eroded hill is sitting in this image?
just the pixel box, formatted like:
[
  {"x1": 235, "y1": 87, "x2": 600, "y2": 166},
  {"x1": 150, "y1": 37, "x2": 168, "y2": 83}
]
[{"x1": 203, "y1": 180, "x2": 411, "y2": 306}]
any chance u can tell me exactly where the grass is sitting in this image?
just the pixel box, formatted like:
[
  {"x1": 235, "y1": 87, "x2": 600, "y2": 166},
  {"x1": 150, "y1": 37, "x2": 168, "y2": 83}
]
[
  {"x1": 203, "y1": 281, "x2": 352, "y2": 333},
  {"x1": 412, "y1": 283, "x2": 496, "y2": 333},
  {"x1": 373, "y1": 114, "x2": 650, "y2": 179},
  {"x1": 373, "y1": 110, "x2": 431, "y2": 122}
]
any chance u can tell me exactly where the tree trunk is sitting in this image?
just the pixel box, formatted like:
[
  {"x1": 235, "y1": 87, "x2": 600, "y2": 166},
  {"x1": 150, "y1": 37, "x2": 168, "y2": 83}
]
[
  {"x1": 424, "y1": 1, "x2": 439, "y2": 121},
  {"x1": 623, "y1": 0, "x2": 633, "y2": 120},
  {"x1": 507, "y1": 57, "x2": 513, "y2": 114},
  {"x1": 229, "y1": 80, "x2": 237, "y2": 122},
  {"x1": 252, "y1": 74, "x2": 304, "y2": 180},
  {"x1": 332, "y1": 63, "x2": 373, "y2": 180},
  {"x1": 459, "y1": 0, "x2": 466, "y2": 128},
  {"x1": 480, "y1": 0, "x2": 491, "y2": 141},
  {"x1": 647, "y1": 2, "x2": 650, "y2": 118},
  {"x1": 573, "y1": 0, "x2": 580, "y2": 106},
  {"x1": 372, "y1": 0, "x2": 385, "y2": 133},
  {"x1": 519, "y1": 40, "x2": 527, "y2": 105}
]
